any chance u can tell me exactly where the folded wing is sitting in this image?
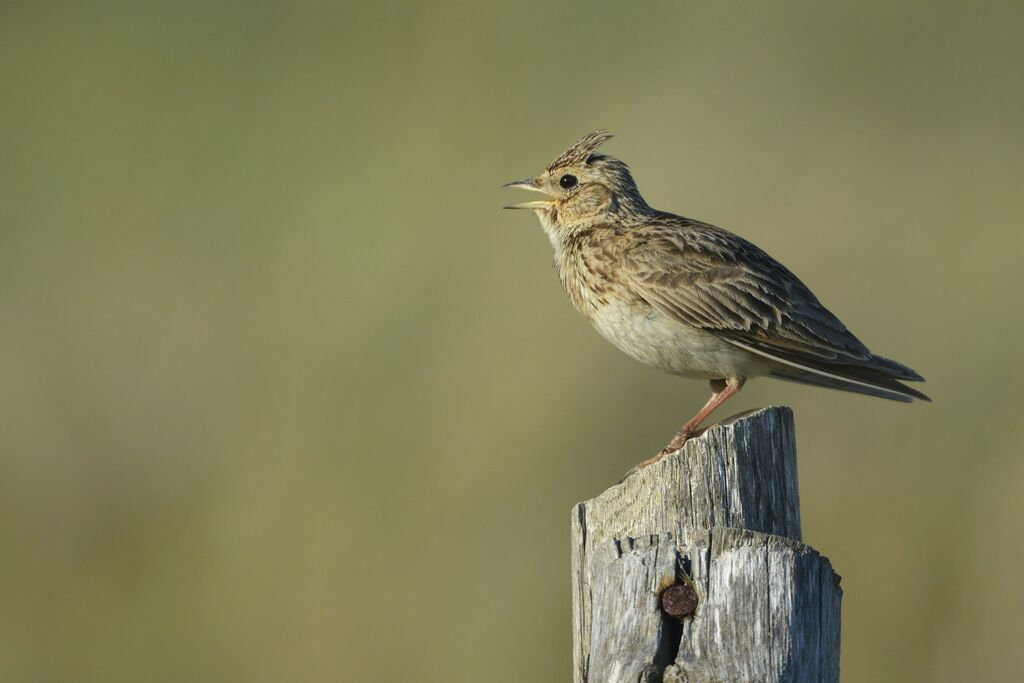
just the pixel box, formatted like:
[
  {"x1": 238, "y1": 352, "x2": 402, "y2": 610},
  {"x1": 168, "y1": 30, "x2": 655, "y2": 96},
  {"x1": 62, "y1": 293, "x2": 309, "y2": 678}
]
[{"x1": 622, "y1": 218, "x2": 929, "y2": 402}]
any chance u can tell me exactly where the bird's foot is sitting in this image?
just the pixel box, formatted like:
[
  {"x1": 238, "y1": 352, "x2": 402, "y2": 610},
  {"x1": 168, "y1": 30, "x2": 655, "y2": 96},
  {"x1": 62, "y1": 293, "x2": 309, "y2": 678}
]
[
  {"x1": 620, "y1": 427, "x2": 708, "y2": 482},
  {"x1": 619, "y1": 451, "x2": 665, "y2": 482},
  {"x1": 663, "y1": 425, "x2": 709, "y2": 454},
  {"x1": 619, "y1": 419, "x2": 731, "y2": 482}
]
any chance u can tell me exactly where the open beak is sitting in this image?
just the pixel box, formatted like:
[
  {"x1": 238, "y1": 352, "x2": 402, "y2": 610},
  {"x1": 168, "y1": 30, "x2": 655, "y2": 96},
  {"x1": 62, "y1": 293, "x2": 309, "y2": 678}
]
[{"x1": 502, "y1": 178, "x2": 555, "y2": 210}]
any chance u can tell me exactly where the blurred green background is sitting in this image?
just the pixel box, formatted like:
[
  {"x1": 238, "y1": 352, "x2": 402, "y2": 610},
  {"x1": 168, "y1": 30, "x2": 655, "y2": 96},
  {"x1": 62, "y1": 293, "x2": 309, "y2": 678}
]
[{"x1": 2, "y1": 1, "x2": 1022, "y2": 680}]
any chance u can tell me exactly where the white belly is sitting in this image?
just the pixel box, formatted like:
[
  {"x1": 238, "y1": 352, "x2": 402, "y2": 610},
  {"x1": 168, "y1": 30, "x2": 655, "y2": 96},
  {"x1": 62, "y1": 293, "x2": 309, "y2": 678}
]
[{"x1": 589, "y1": 300, "x2": 768, "y2": 380}]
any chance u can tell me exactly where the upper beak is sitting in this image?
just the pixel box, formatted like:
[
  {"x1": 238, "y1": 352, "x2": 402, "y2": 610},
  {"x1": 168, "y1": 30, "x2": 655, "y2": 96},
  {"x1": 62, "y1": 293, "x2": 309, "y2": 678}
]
[{"x1": 502, "y1": 178, "x2": 555, "y2": 210}]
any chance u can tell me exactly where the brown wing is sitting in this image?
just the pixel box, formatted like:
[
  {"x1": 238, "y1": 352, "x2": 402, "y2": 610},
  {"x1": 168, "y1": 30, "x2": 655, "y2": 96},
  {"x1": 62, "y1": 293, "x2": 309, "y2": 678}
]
[
  {"x1": 622, "y1": 219, "x2": 872, "y2": 359},
  {"x1": 621, "y1": 217, "x2": 927, "y2": 398}
]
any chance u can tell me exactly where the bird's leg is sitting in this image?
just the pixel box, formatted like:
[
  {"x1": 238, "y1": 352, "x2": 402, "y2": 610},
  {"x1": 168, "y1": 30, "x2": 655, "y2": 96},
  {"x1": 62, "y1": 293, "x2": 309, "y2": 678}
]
[
  {"x1": 622, "y1": 378, "x2": 746, "y2": 481},
  {"x1": 662, "y1": 377, "x2": 745, "y2": 453}
]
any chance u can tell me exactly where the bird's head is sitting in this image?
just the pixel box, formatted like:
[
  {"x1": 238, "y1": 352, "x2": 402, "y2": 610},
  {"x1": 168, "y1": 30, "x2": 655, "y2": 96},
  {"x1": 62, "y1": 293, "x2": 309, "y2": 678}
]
[{"x1": 503, "y1": 131, "x2": 649, "y2": 237}]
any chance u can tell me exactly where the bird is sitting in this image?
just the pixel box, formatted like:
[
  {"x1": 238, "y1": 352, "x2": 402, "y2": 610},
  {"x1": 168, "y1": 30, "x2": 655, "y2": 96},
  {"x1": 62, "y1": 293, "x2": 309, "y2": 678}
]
[{"x1": 503, "y1": 130, "x2": 928, "y2": 469}]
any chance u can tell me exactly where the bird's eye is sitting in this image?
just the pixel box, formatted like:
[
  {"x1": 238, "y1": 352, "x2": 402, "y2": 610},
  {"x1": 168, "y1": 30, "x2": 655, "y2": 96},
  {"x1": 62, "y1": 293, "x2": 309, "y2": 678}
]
[{"x1": 559, "y1": 174, "x2": 578, "y2": 189}]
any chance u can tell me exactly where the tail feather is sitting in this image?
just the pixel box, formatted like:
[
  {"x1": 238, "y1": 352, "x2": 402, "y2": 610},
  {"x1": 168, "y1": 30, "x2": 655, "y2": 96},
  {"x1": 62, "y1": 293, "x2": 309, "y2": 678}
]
[
  {"x1": 795, "y1": 356, "x2": 931, "y2": 401},
  {"x1": 769, "y1": 367, "x2": 927, "y2": 402},
  {"x1": 721, "y1": 336, "x2": 930, "y2": 402},
  {"x1": 868, "y1": 354, "x2": 925, "y2": 382}
]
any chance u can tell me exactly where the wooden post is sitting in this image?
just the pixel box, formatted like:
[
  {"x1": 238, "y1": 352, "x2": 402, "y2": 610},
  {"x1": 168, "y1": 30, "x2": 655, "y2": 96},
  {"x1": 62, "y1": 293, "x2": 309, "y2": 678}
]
[{"x1": 570, "y1": 406, "x2": 841, "y2": 683}]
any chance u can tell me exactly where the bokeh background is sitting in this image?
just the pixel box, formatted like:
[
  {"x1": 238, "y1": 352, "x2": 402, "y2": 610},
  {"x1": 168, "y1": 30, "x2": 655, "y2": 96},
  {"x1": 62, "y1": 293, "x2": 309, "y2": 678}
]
[{"x1": 2, "y1": 1, "x2": 1022, "y2": 680}]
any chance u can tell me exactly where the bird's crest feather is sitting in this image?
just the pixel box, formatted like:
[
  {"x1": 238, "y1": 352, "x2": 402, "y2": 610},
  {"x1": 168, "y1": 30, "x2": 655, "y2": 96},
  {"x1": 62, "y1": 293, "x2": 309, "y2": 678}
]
[{"x1": 547, "y1": 130, "x2": 613, "y2": 170}]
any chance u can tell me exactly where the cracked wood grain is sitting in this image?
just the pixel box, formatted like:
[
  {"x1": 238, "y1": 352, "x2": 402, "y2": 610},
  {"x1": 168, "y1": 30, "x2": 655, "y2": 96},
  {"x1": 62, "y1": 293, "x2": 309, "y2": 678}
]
[{"x1": 571, "y1": 406, "x2": 841, "y2": 683}]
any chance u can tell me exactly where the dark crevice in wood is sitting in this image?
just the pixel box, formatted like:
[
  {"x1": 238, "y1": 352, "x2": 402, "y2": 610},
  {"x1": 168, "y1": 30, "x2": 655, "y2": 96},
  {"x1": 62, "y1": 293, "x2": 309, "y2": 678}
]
[
  {"x1": 650, "y1": 549, "x2": 690, "y2": 681},
  {"x1": 571, "y1": 407, "x2": 841, "y2": 682},
  {"x1": 650, "y1": 610, "x2": 683, "y2": 682}
]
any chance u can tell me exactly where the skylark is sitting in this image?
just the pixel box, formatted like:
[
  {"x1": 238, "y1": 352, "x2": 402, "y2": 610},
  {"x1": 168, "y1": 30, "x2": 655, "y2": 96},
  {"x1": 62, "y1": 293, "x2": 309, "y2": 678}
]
[{"x1": 504, "y1": 131, "x2": 928, "y2": 466}]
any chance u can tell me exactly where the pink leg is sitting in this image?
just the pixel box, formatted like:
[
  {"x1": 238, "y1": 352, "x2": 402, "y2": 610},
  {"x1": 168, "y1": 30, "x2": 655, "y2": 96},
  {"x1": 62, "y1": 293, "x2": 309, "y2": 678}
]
[
  {"x1": 630, "y1": 378, "x2": 746, "y2": 473},
  {"x1": 665, "y1": 377, "x2": 746, "y2": 451}
]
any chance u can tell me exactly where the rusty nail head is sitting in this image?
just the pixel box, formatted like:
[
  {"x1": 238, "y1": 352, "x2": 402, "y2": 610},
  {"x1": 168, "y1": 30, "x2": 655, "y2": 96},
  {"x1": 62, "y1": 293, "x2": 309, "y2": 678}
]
[{"x1": 661, "y1": 583, "x2": 698, "y2": 620}]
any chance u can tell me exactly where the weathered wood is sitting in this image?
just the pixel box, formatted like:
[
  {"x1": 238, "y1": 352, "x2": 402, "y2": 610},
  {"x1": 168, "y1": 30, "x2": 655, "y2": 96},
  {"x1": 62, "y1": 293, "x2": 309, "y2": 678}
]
[{"x1": 571, "y1": 406, "x2": 841, "y2": 683}]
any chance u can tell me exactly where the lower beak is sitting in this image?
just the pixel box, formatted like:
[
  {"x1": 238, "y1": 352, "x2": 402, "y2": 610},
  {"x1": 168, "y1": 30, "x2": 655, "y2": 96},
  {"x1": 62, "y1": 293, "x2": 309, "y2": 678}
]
[
  {"x1": 502, "y1": 178, "x2": 555, "y2": 210},
  {"x1": 504, "y1": 199, "x2": 555, "y2": 210}
]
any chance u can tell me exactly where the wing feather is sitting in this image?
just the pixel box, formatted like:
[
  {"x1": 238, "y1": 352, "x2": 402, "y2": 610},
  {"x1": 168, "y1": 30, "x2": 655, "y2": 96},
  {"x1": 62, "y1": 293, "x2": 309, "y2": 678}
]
[{"x1": 621, "y1": 217, "x2": 927, "y2": 396}]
